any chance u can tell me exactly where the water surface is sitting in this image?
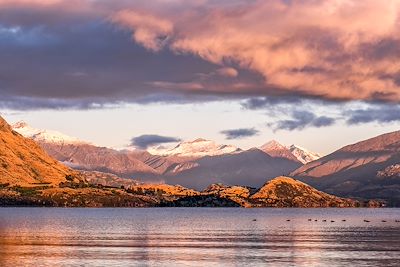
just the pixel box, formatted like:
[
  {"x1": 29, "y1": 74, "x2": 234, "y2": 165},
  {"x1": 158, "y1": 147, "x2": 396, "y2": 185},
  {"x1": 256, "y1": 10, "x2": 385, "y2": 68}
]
[{"x1": 0, "y1": 208, "x2": 399, "y2": 266}]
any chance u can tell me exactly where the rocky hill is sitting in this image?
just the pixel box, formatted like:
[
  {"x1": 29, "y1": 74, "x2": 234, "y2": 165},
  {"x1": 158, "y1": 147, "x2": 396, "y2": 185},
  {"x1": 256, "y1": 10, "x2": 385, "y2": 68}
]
[{"x1": 250, "y1": 177, "x2": 359, "y2": 207}]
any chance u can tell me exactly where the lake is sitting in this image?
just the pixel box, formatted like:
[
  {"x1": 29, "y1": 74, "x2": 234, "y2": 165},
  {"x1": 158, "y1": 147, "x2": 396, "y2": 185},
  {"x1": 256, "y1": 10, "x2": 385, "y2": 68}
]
[{"x1": 0, "y1": 208, "x2": 399, "y2": 266}]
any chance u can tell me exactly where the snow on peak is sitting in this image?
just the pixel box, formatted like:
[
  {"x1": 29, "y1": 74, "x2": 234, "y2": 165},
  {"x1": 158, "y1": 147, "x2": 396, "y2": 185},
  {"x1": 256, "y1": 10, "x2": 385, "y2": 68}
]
[
  {"x1": 260, "y1": 140, "x2": 286, "y2": 151},
  {"x1": 149, "y1": 138, "x2": 241, "y2": 157},
  {"x1": 12, "y1": 121, "x2": 29, "y2": 128},
  {"x1": 288, "y1": 144, "x2": 321, "y2": 164},
  {"x1": 259, "y1": 140, "x2": 320, "y2": 164},
  {"x1": 259, "y1": 140, "x2": 299, "y2": 162},
  {"x1": 12, "y1": 121, "x2": 85, "y2": 145}
]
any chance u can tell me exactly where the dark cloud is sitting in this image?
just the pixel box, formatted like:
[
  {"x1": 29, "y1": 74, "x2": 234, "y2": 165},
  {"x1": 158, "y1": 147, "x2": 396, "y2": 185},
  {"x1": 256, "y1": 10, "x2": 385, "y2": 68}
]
[
  {"x1": 0, "y1": 13, "x2": 217, "y2": 110},
  {"x1": 130, "y1": 134, "x2": 181, "y2": 149},
  {"x1": 220, "y1": 128, "x2": 259, "y2": 140},
  {"x1": 241, "y1": 96, "x2": 303, "y2": 110},
  {"x1": 346, "y1": 105, "x2": 400, "y2": 125},
  {"x1": 273, "y1": 111, "x2": 335, "y2": 131},
  {"x1": 313, "y1": 116, "x2": 335, "y2": 127}
]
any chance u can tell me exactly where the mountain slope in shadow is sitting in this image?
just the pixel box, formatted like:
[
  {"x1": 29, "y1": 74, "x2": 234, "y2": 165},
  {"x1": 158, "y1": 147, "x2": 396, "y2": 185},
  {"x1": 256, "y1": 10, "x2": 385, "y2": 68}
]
[{"x1": 164, "y1": 148, "x2": 302, "y2": 190}]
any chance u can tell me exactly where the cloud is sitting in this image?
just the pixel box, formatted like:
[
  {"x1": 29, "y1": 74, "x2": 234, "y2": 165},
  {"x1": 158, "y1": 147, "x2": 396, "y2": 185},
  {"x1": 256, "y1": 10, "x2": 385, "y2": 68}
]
[
  {"x1": 272, "y1": 111, "x2": 335, "y2": 131},
  {"x1": 346, "y1": 105, "x2": 400, "y2": 125},
  {"x1": 216, "y1": 67, "x2": 238, "y2": 77},
  {"x1": 0, "y1": 0, "x2": 62, "y2": 6},
  {"x1": 111, "y1": 10, "x2": 173, "y2": 51},
  {"x1": 130, "y1": 134, "x2": 181, "y2": 149},
  {"x1": 1, "y1": 0, "x2": 400, "y2": 111},
  {"x1": 242, "y1": 96, "x2": 303, "y2": 110},
  {"x1": 112, "y1": 0, "x2": 400, "y2": 102},
  {"x1": 220, "y1": 128, "x2": 259, "y2": 140}
]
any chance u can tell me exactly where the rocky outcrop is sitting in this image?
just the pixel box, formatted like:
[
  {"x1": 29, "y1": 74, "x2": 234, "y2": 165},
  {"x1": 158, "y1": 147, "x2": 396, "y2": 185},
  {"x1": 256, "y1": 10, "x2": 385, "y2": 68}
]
[{"x1": 250, "y1": 176, "x2": 360, "y2": 207}]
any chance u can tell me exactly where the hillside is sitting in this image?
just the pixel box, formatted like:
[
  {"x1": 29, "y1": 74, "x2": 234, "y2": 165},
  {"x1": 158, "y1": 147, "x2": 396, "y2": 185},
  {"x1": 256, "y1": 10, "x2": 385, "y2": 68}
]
[
  {"x1": 0, "y1": 116, "x2": 76, "y2": 186},
  {"x1": 291, "y1": 130, "x2": 400, "y2": 202}
]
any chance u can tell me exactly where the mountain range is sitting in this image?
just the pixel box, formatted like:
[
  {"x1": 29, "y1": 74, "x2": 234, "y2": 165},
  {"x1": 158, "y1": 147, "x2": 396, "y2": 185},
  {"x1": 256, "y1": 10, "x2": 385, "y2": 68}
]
[
  {"x1": 12, "y1": 121, "x2": 317, "y2": 188},
  {"x1": 9, "y1": 119, "x2": 400, "y2": 205},
  {"x1": 1, "y1": 116, "x2": 365, "y2": 208}
]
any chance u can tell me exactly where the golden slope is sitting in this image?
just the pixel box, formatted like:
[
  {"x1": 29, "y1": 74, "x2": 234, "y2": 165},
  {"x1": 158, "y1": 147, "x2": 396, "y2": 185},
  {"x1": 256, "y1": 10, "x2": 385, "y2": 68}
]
[{"x1": 0, "y1": 116, "x2": 74, "y2": 186}]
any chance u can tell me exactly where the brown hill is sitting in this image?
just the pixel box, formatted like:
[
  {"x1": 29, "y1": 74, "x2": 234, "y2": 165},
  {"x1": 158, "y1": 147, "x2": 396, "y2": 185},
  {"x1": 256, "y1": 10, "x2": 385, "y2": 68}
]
[
  {"x1": 250, "y1": 176, "x2": 358, "y2": 207},
  {"x1": 0, "y1": 116, "x2": 76, "y2": 186}
]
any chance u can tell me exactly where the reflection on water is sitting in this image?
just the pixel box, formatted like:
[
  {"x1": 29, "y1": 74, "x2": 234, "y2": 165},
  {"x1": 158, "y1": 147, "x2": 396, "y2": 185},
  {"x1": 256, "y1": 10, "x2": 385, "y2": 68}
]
[{"x1": 0, "y1": 208, "x2": 399, "y2": 266}]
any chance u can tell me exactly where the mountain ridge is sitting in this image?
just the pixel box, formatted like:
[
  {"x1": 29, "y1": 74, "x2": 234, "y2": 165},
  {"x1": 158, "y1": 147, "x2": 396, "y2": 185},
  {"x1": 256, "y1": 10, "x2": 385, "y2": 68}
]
[{"x1": 291, "y1": 130, "x2": 400, "y2": 203}]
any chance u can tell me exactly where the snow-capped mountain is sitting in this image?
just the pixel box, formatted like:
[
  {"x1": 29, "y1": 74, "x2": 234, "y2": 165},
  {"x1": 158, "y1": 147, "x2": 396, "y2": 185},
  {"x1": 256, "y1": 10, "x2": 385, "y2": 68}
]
[
  {"x1": 12, "y1": 121, "x2": 85, "y2": 145},
  {"x1": 149, "y1": 138, "x2": 241, "y2": 158},
  {"x1": 259, "y1": 140, "x2": 300, "y2": 162},
  {"x1": 259, "y1": 140, "x2": 320, "y2": 164},
  {"x1": 288, "y1": 144, "x2": 321, "y2": 164}
]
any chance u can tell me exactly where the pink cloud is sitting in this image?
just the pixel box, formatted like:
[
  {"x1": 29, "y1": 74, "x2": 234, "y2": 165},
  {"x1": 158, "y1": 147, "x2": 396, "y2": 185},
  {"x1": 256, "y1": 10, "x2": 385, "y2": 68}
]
[
  {"x1": 0, "y1": 0, "x2": 62, "y2": 5},
  {"x1": 216, "y1": 67, "x2": 238, "y2": 78},
  {"x1": 111, "y1": 0, "x2": 400, "y2": 102},
  {"x1": 111, "y1": 10, "x2": 173, "y2": 51}
]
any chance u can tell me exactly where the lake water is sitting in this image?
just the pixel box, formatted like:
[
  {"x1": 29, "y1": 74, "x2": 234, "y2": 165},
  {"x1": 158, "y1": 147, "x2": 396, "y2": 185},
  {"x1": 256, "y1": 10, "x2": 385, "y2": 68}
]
[{"x1": 0, "y1": 208, "x2": 399, "y2": 266}]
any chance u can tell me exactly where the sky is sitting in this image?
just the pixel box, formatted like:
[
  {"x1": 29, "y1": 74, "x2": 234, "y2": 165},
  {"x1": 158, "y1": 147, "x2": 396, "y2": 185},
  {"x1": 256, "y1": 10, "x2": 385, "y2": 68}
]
[{"x1": 1, "y1": 0, "x2": 400, "y2": 155}]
